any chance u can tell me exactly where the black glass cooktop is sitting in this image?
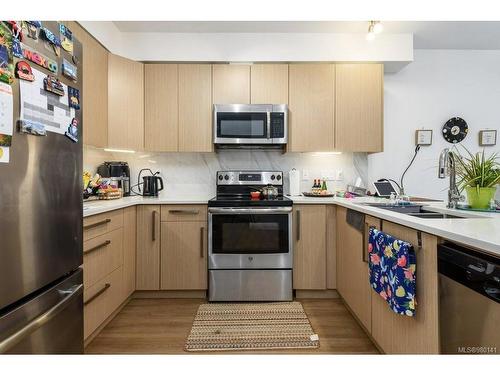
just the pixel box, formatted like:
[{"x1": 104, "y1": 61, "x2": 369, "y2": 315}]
[{"x1": 208, "y1": 195, "x2": 293, "y2": 207}]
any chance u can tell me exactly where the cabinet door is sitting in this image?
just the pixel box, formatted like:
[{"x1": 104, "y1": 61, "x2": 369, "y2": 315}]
[
  {"x1": 160, "y1": 221, "x2": 207, "y2": 290},
  {"x1": 122, "y1": 206, "x2": 136, "y2": 298},
  {"x1": 178, "y1": 64, "x2": 213, "y2": 152},
  {"x1": 336, "y1": 207, "x2": 373, "y2": 332},
  {"x1": 66, "y1": 22, "x2": 108, "y2": 148},
  {"x1": 212, "y1": 64, "x2": 250, "y2": 104},
  {"x1": 144, "y1": 64, "x2": 178, "y2": 152},
  {"x1": 335, "y1": 64, "x2": 383, "y2": 152},
  {"x1": 108, "y1": 54, "x2": 144, "y2": 151},
  {"x1": 136, "y1": 205, "x2": 160, "y2": 290},
  {"x1": 371, "y1": 221, "x2": 439, "y2": 354},
  {"x1": 288, "y1": 64, "x2": 335, "y2": 152},
  {"x1": 293, "y1": 205, "x2": 326, "y2": 290},
  {"x1": 326, "y1": 205, "x2": 337, "y2": 289},
  {"x1": 250, "y1": 64, "x2": 288, "y2": 104}
]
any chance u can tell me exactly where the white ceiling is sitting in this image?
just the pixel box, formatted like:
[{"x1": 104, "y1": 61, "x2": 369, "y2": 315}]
[{"x1": 113, "y1": 21, "x2": 500, "y2": 50}]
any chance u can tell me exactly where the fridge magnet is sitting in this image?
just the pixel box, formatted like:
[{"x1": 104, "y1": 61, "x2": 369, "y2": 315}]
[
  {"x1": 21, "y1": 44, "x2": 58, "y2": 74},
  {"x1": 479, "y1": 129, "x2": 497, "y2": 146},
  {"x1": 64, "y1": 117, "x2": 78, "y2": 142},
  {"x1": 24, "y1": 21, "x2": 39, "y2": 40},
  {"x1": 0, "y1": 146, "x2": 9, "y2": 163},
  {"x1": 59, "y1": 23, "x2": 73, "y2": 54},
  {"x1": 72, "y1": 54, "x2": 79, "y2": 65},
  {"x1": 40, "y1": 27, "x2": 61, "y2": 56},
  {"x1": 18, "y1": 119, "x2": 47, "y2": 136},
  {"x1": 0, "y1": 82, "x2": 14, "y2": 138},
  {"x1": 0, "y1": 133, "x2": 12, "y2": 146},
  {"x1": 0, "y1": 45, "x2": 14, "y2": 84},
  {"x1": 6, "y1": 21, "x2": 23, "y2": 41},
  {"x1": 43, "y1": 74, "x2": 64, "y2": 96},
  {"x1": 62, "y1": 58, "x2": 77, "y2": 81},
  {"x1": 68, "y1": 86, "x2": 80, "y2": 110},
  {"x1": 11, "y1": 38, "x2": 23, "y2": 58},
  {"x1": 15, "y1": 61, "x2": 35, "y2": 81}
]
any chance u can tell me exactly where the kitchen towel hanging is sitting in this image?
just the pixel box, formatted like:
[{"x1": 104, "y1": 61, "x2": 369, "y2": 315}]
[{"x1": 368, "y1": 227, "x2": 417, "y2": 317}]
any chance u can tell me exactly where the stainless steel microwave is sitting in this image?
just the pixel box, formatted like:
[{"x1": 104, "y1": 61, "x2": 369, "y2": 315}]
[{"x1": 213, "y1": 104, "x2": 288, "y2": 146}]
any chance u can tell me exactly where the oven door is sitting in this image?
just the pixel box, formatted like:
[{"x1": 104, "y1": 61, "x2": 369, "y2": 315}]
[
  {"x1": 208, "y1": 207, "x2": 293, "y2": 269},
  {"x1": 213, "y1": 104, "x2": 273, "y2": 144}
]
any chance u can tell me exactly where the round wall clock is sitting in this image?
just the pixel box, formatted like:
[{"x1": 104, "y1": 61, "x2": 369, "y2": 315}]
[{"x1": 442, "y1": 117, "x2": 468, "y2": 143}]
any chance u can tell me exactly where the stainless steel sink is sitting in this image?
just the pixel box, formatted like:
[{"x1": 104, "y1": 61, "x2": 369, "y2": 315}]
[{"x1": 361, "y1": 203, "x2": 470, "y2": 219}]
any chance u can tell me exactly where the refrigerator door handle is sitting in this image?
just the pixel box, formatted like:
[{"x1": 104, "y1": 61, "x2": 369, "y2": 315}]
[{"x1": 0, "y1": 284, "x2": 83, "y2": 353}]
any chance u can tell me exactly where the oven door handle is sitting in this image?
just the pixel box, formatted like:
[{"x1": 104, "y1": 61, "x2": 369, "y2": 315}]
[{"x1": 208, "y1": 207, "x2": 292, "y2": 214}]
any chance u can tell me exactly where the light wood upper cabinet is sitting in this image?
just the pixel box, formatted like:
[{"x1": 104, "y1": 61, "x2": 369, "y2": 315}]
[
  {"x1": 136, "y1": 205, "x2": 160, "y2": 290},
  {"x1": 250, "y1": 64, "x2": 288, "y2": 104},
  {"x1": 288, "y1": 64, "x2": 335, "y2": 152},
  {"x1": 212, "y1": 64, "x2": 250, "y2": 104},
  {"x1": 336, "y1": 207, "x2": 374, "y2": 332},
  {"x1": 144, "y1": 64, "x2": 178, "y2": 152},
  {"x1": 335, "y1": 64, "x2": 383, "y2": 152},
  {"x1": 108, "y1": 54, "x2": 144, "y2": 151},
  {"x1": 371, "y1": 221, "x2": 439, "y2": 354},
  {"x1": 160, "y1": 221, "x2": 207, "y2": 290},
  {"x1": 178, "y1": 64, "x2": 213, "y2": 152},
  {"x1": 66, "y1": 22, "x2": 108, "y2": 148},
  {"x1": 293, "y1": 205, "x2": 327, "y2": 290}
]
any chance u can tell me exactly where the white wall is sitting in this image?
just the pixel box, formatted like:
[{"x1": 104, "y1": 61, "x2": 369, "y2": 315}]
[{"x1": 370, "y1": 49, "x2": 500, "y2": 200}]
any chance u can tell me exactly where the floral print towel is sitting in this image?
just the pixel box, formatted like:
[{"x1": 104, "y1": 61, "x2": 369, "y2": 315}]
[{"x1": 368, "y1": 228, "x2": 417, "y2": 317}]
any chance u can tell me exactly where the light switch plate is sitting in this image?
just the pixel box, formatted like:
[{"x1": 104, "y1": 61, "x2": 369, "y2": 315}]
[
  {"x1": 479, "y1": 129, "x2": 497, "y2": 146},
  {"x1": 415, "y1": 129, "x2": 433, "y2": 146},
  {"x1": 302, "y1": 169, "x2": 309, "y2": 180},
  {"x1": 336, "y1": 170, "x2": 344, "y2": 181}
]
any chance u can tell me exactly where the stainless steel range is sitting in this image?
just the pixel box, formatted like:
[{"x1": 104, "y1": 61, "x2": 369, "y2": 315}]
[{"x1": 208, "y1": 171, "x2": 293, "y2": 302}]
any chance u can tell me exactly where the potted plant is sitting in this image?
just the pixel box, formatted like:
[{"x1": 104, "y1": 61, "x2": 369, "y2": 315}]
[{"x1": 454, "y1": 147, "x2": 500, "y2": 209}]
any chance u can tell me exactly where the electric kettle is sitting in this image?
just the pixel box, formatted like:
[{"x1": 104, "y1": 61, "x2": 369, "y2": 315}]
[{"x1": 138, "y1": 169, "x2": 164, "y2": 197}]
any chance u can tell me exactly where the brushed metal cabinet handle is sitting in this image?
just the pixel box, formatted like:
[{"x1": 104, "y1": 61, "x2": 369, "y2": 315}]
[
  {"x1": 296, "y1": 210, "x2": 301, "y2": 241},
  {"x1": 84, "y1": 218, "x2": 111, "y2": 230},
  {"x1": 200, "y1": 226, "x2": 205, "y2": 258},
  {"x1": 84, "y1": 240, "x2": 111, "y2": 255},
  {"x1": 168, "y1": 209, "x2": 200, "y2": 215},
  {"x1": 152, "y1": 210, "x2": 158, "y2": 241},
  {"x1": 84, "y1": 283, "x2": 111, "y2": 306}
]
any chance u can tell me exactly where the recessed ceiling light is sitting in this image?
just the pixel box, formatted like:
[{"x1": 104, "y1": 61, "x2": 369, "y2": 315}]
[
  {"x1": 373, "y1": 22, "x2": 383, "y2": 34},
  {"x1": 103, "y1": 148, "x2": 136, "y2": 153}
]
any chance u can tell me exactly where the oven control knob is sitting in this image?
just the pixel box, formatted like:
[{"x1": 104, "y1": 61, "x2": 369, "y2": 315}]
[
  {"x1": 276, "y1": 175, "x2": 282, "y2": 181},
  {"x1": 224, "y1": 175, "x2": 229, "y2": 180},
  {"x1": 271, "y1": 175, "x2": 275, "y2": 180},
  {"x1": 248, "y1": 256, "x2": 253, "y2": 262},
  {"x1": 218, "y1": 175, "x2": 223, "y2": 181}
]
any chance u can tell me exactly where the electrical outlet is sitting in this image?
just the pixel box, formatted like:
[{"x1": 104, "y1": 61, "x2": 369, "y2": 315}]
[
  {"x1": 336, "y1": 170, "x2": 344, "y2": 181},
  {"x1": 321, "y1": 169, "x2": 336, "y2": 180},
  {"x1": 302, "y1": 169, "x2": 309, "y2": 180}
]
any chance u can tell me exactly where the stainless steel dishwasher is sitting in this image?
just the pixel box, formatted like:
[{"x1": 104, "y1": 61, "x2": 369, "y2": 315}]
[{"x1": 438, "y1": 242, "x2": 499, "y2": 354}]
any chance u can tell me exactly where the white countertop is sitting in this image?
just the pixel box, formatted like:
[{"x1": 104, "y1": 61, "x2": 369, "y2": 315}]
[
  {"x1": 83, "y1": 194, "x2": 500, "y2": 258},
  {"x1": 83, "y1": 194, "x2": 213, "y2": 217}
]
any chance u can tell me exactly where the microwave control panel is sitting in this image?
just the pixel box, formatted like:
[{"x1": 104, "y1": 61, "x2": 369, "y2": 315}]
[{"x1": 270, "y1": 112, "x2": 285, "y2": 138}]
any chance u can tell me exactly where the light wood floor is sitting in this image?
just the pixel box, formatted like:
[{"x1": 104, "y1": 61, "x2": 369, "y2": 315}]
[{"x1": 85, "y1": 298, "x2": 379, "y2": 354}]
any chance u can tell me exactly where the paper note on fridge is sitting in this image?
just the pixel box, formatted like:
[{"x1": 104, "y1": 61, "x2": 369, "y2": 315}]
[{"x1": 0, "y1": 82, "x2": 13, "y2": 163}]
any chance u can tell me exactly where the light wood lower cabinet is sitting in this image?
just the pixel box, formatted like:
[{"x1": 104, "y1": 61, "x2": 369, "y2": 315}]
[
  {"x1": 122, "y1": 206, "x2": 137, "y2": 298},
  {"x1": 83, "y1": 266, "x2": 123, "y2": 339},
  {"x1": 136, "y1": 205, "x2": 161, "y2": 290},
  {"x1": 336, "y1": 207, "x2": 375, "y2": 332},
  {"x1": 293, "y1": 205, "x2": 327, "y2": 290},
  {"x1": 160, "y1": 221, "x2": 207, "y2": 290},
  {"x1": 370, "y1": 220, "x2": 439, "y2": 354}
]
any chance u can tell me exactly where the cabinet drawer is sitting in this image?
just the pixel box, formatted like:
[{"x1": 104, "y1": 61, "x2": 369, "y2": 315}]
[
  {"x1": 83, "y1": 228, "x2": 123, "y2": 289},
  {"x1": 83, "y1": 209, "x2": 123, "y2": 241},
  {"x1": 83, "y1": 266, "x2": 123, "y2": 339},
  {"x1": 161, "y1": 205, "x2": 207, "y2": 222}
]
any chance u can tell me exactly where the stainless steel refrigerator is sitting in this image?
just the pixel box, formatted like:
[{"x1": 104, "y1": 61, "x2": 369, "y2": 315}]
[{"x1": 0, "y1": 21, "x2": 83, "y2": 354}]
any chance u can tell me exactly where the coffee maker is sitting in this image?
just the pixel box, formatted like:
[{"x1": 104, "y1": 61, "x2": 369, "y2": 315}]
[{"x1": 97, "y1": 161, "x2": 131, "y2": 196}]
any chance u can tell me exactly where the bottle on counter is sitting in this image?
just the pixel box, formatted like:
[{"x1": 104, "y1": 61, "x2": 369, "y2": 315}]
[{"x1": 321, "y1": 179, "x2": 327, "y2": 191}]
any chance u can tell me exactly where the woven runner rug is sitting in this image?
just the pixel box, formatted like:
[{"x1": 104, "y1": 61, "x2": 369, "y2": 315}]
[{"x1": 185, "y1": 302, "x2": 319, "y2": 351}]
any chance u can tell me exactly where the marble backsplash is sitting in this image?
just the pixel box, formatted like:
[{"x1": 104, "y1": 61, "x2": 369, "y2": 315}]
[{"x1": 84, "y1": 145, "x2": 368, "y2": 197}]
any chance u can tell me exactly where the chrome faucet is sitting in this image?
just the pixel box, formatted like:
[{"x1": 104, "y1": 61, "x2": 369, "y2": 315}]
[{"x1": 438, "y1": 148, "x2": 463, "y2": 208}]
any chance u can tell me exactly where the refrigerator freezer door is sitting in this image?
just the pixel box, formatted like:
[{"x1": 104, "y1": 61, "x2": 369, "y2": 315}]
[
  {"x1": 0, "y1": 21, "x2": 83, "y2": 311},
  {"x1": 0, "y1": 269, "x2": 83, "y2": 354}
]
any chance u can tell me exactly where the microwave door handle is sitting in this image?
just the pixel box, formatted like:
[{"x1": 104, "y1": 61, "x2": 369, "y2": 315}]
[{"x1": 267, "y1": 112, "x2": 271, "y2": 139}]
